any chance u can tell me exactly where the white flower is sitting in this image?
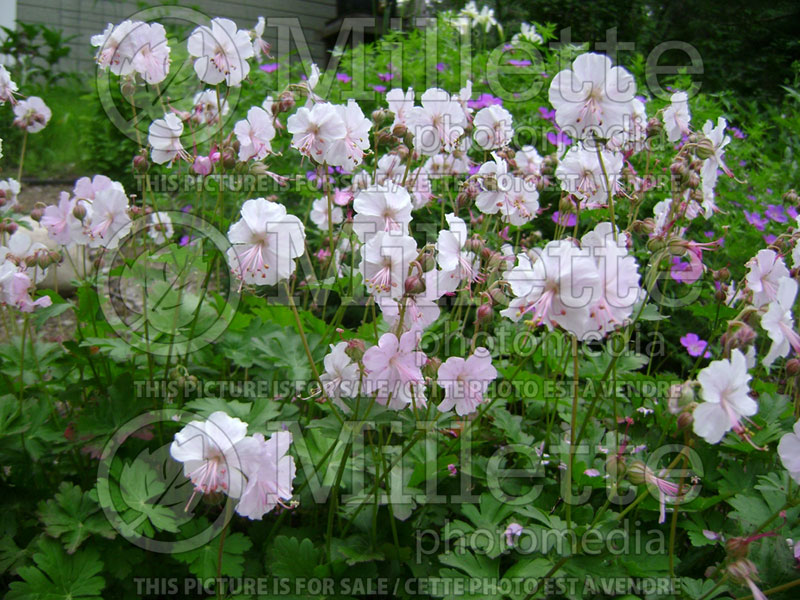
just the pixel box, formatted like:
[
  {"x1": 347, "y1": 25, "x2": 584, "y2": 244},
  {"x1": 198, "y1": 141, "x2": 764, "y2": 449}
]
[
  {"x1": 407, "y1": 88, "x2": 467, "y2": 155},
  {"x1": 437, "y1": 348, "x2": 498, "y2": 415},
  {"x1": 515, "y1": 146, "x2": 544, "y2": 181},
  {"x1": 86, "y1": 187, "x2": 131, "y2": 249},
  {"x1": 475, "y1": 156, "x2": 540, "y2": 225},
  {"x1": 352, "y1": 185, "x2": 413, "y2": 241},
  {"x1": 226, "y1": 198, "x2": 306, "y2": 286},
  {"x1": 148, "y1": 113, "x2": 188, "y2": 165},
  {"x1": 386, "y1": 88, "x2": 415, "y2": 129},
  {"x1": 91, "y1": 21, "x2": 135, "y2": 74},
  {"x1": 309, "y1": 197, "x2": 344, "y2": 230},
  {"x1": 581, "y1": 222, "x2": 641, "y2": 335},
  {"x1": 377, "y1": 269, "x2": 453, "y2": 333},
  {"x1": 324, "y1": 100, "x2": 371, "y2": 171},
  {"x1": 512, "y1": 23, "x2": 543, "y2": 45},
  {"x1": 0, "y1": 64, "x2": 19, "y2": 104},
  {"x1": 147, "y1": 211, "x2": 173, "y2": 244},
  {"x1": 662, "y1": 91, "x2": 691, "y2": 143},
  {"x1": 128, "y1": 22, "x2": 171, "y2": 84},
  {"x1": 192, "y1": 90, "x2": 229, "y2": 125},
  {"x1": 287, "y1": 102, "x2": 347, "y2": 163},
  {"x1": 13, "y1": 96, "x2": 51, "y2": 133},
  {"x1": 472, "y1": 104, "x2": 514, "y2": 150},
  {"x1": 250, "y1": 16, "x2": 271, "y2": 60},
  {"x1": 761, "y1": 277, "x2": 800, "y2": 368},
  {"x1": 359, "y1": 231, "x2": 418, "y2": 298},
  {"x1": 187, "y1": 18, "x2": 254, "y2": 87},
  {"x1": 700, "y1": 117, "x2": 731, "y2": 210},
  {"x1": 235, "y1": 431, "x2": 296, "y2": 520},
  {"x1": 436, "y1": 213, "x2": 479, "y2": 287},
  {"x1": 234, "y1": 106, "x2": 276, "y2": 161},
  {"x1": 170, "y1": 411, "x2": 258, "y2": 499},
  {"x1": 474, "y1": 5, "x2": 500, "y2": 33},
  {"x1": 745, "y1": 249, "x2": 789, "y2": 308},
  {"x1": 548, "y1": 53, "x2": 637, "y2": 140},
  {"x1": 501, "y1": 240, "x2": 602, "y2": 340},
  {"x1": 693, "y1": 349, "x2": 756, "y2": 444},
  {"x1": 0, "y1": 178, "x2": 21, "y2": 213},
  {"x1": 555, "y1": 144, "x2": 624, "y2": 209},
  {"x1": 778, "y1": 419, "x2": 800, "y2": 484},
  {"x1": 319, "y1": 342, "x2": 361, "y2": 409},
  {"x1": 0, "y1": 230, "x2": 49, "y2": 281}
]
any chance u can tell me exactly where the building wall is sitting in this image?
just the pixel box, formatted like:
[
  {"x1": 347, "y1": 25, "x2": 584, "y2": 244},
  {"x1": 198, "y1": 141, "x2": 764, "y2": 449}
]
[{"x1": 13, "y1": 0, "x2": 337, "y2": 72}]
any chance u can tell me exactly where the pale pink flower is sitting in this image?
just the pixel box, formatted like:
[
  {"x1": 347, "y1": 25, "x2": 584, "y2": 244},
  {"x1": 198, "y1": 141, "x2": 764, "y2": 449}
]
[
  {"x1": 13, "y1": 96, "x2": 51, "y2": 133},
  {"x1": 235, "y1": 431, "x2": 295, "y2": 520},
  {"x1": 363, "y1": 331, "x2": 427, "y2": 410},
  {"x1": 226, "y1": 198, "x2": 306, "y2": 286},
  {"x1": 170, "y1": 411, "x2": 257, "y2": 499},
  {"x1": 548, "y1": 53, "x2": 637, "y2": 140},
  {"x1": 148, "y1": 113, "x2": 189, "y2": 165},
  {"x1": 287, "y1": 102, "x2": 347, "y2": 163},
  {"x1": 0, "y1": 230, "x2": 49, "y2": 281},
  {"x1": 437, "y1": 347, "x2": 498, "y2": 415},
  {"x1": 745, "y1": 249, "x2": 789, "y2": 308},
  {"x1": 1, "y1": 269, "x2": 52, "y2": 312},
  {"x1": 187, "y1": 18, "x2": 254, "y2": 86},
  {"x1": 693, "y1": 349, "x2": 756, "y2": 444},
  {"x1": 778, "y1": 419, "x2": 800, "y2": 484},
  {"x1": 472, "y1": 104, "x2": 514, "y2": 150},
  {"x1": 129, "y1": 22, "x2": 170, "y2": 84},
  {"x1": 0, "y1": 178, "x2": 21, "y2": 213},
  {"x1": 761, "y1": 277, "x2": 800, "y2": 368},
  {"x1": 352, "y1": 185, "x2": 413, "y2": 241},
  {"x1": 475, "y1": 156, "x2": 540, "y2": 225},
  {"x1": 515, "y1": 146, "x2": 544, "y2": 181},
  {"x1": 73, "y1": 174, "x2": 124, "y2": 201},
  {"x1": 41, "y1": 191, "x2": 84, "y2": 246},
  {"x1": 234, "y1": 106, "x2": 276, "y2": 161},
  {"x1": 378, "y1": 269, "x2": 453, "y2": 333}
]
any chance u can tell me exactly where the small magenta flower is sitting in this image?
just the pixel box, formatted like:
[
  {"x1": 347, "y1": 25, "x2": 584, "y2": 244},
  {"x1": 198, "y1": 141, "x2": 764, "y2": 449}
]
[
  {"x1": 765, "y1": 204, "x2": 788, "y2": 223},
  {"x1": 435, "y1": 62, "x2": 446, "y2": 72},
  {"x1": 744, "y1": 210, "x2": 768, "y2": 231},
  {"x1": 260, "y1": 62, "x2": 279, "y2": 73},
  {"x1": 504, "y1": 523, "x2": 524, "y2": 547},
  {"x1": 447, "y1": 464, "x2": 457, "y2": 477},
  {"x1": 680, "y1": 333, "x2": 711, "y2": 358}
]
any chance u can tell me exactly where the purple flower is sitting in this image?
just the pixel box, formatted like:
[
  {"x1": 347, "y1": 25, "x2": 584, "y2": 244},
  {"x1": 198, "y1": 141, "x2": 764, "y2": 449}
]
[
  {"x1": 680, "y1": 333, "x2": 710, "y2": 358},
  {"x1": 468, "y1": 164, "x2": 480, "y2": 176},
  {"x1": 584, "y1": 468, "x2": 601, "y2": 477},
  {"x1": 546, "y1": 131, "x2": 572, "y2": 147},
  {"x1": 179, "y1": 234, "x2": 190, "y2": 247},
  {"x1": 336, "y1": 72, "x2": 352, "y2": 83},
  {"x1": 763, "y1": 234, "x2": 777, "y2": 245},
  {"x1": 765, "y1": 204, "x2": 788, "y2": 223},
  {"x1": 467, "y1": 93, "x2": 503, "y2": 110},
  {"x1": 372, "y1": 84, "x2": 387, "y2": 93},
  {"x1": 436, "y1": 62, "x2": 446, "y2": 72},
  {"x1": 739, "y1": 160, "x2": 747, "y2": 167},
  {"x1": 507, "y1": 59, "x2": 532, "y2": 67},
  {"x1": 766, "y1": 188, "x2": 773, "y2": 195},
  {"x1": 260, "y1": 63, "x2": 279, "y2": 73},
  {"x1": 787, "y1": 206, "x2": 798, "y2": 220},
  {"x1": 538, "y1": 106, "x2": 556, "y2": 122},
  {"x1": 704, "y1": 231, "x2": 714, "y2": 239},
  {"x1": 551, "y1": 211, "x2": 576, "y2": 227},
  {"x1": 181, "y1": 204, "x2": 192, "y2": 213},
  {"x1": 730, "y1": 126, "x2": 746, "y2": 139},
  {"x1": 378, "y1": 72, "x2": 394, "y2": 82},
  {"x1": 744, "y1": 210, "x2": 768, "y2": 231}
]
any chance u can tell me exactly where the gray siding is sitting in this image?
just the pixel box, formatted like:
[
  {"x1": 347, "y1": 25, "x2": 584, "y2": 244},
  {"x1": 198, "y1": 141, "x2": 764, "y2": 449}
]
[{"x1": 15, "y1": 0, "x2": 337, "y2": 72}]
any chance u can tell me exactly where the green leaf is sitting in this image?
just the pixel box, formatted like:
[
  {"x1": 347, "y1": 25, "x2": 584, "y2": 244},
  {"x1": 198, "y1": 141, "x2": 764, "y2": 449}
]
[
  {"x1": 37, "y1": 482, "x2": 115, "y2": 554},
  {"x1": 267, "y1": 536, "x2": 320, "y2": 579},
  {"x1": 174, "y1": 531, "x2": 252, "y2": 579},
  {"x1": 7, "y1": 538, "x2": 105, "y2": 600}
]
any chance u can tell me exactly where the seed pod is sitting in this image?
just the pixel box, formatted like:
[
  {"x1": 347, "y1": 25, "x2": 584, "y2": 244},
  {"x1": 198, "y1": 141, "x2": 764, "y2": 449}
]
[
  {"x1": 695, "y1": 137, "x2": 715, "y2": 160},
  {"x1": 404, "y1": 274, "x2": 425, "y2": 296}
]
